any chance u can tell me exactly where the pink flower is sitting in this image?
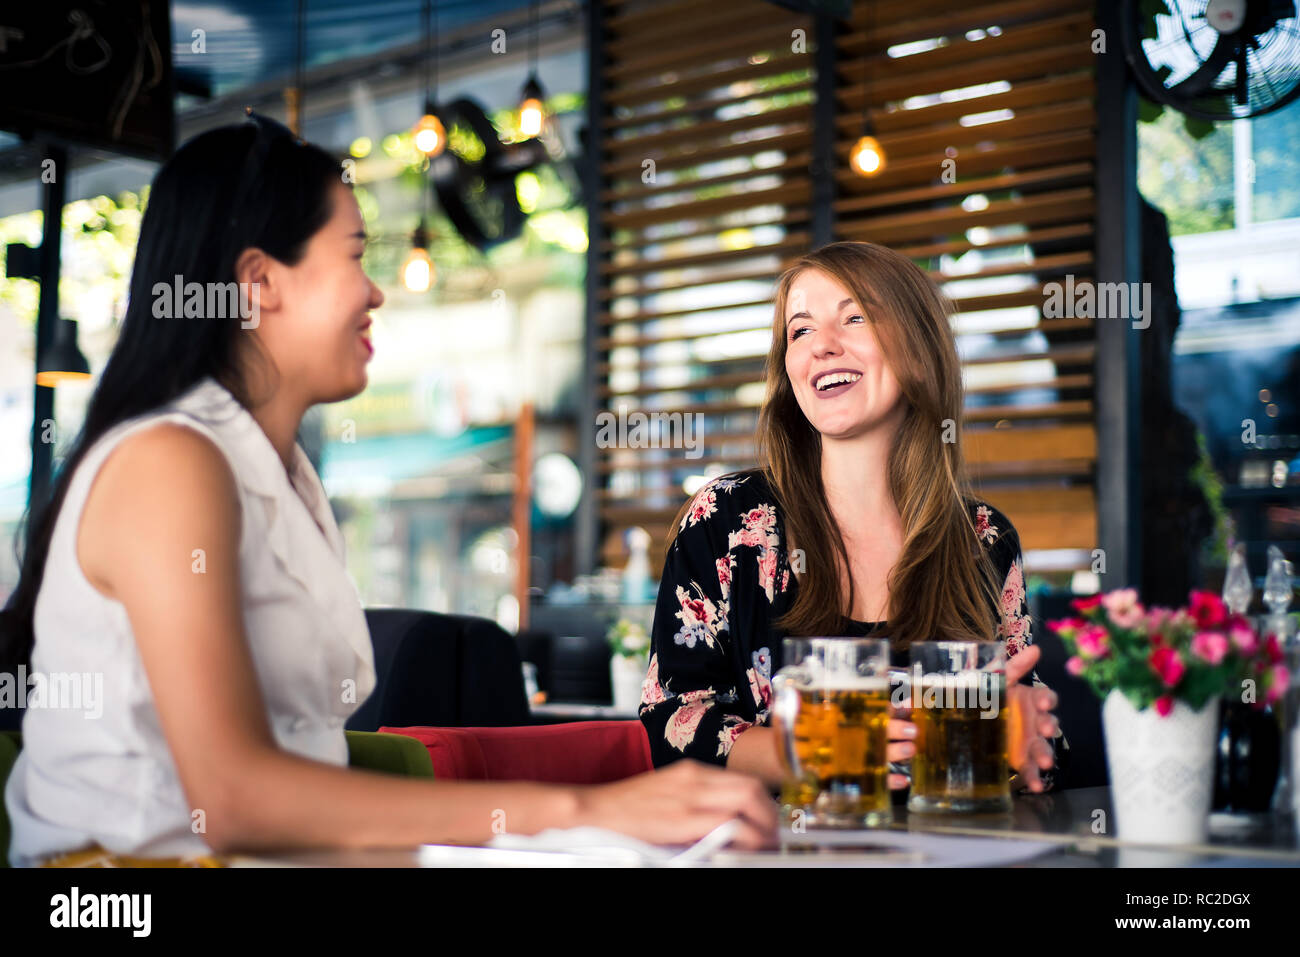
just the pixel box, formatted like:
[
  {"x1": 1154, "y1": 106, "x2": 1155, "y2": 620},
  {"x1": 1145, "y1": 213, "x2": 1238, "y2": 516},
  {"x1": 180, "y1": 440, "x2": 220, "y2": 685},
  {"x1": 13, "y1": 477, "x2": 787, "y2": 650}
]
[
  {"x1": 1191, "y1": 631, "x2": 1229, "y2": 665},
  {"x1": 640, "y1": 653, "x2": 667, "y2": 707},
  {"x1": 664, "y1": 699, "x2": 710, "y2": 752},
  {"x1": 716, "y1": 718, "x2": 752, "y2": 758},
  {"x1": 742, "y1": 505, "x2": 776, "y2": 533},
  {"x1": 1066, "y1": 656, "x2": 1086, "y2": 676},
  {"x1": 1265, "y1": 665, "x2": 1290, "y2": 705},
  {"x1": 757, "y1": 548, "x2": 778, "y2": 603},
  {"x1": 1076, "y1": 624, "x2": 1110, "y2": 659},
  {"x1": 1190, "y1": 629, "x2": 1222, "y2": 665},
  {"x1": 1264, "y1": 634, "x2": 1285, "y2": 666},
  {"x1": 1149, "y1": 646, "x2": 1186, "y2": 688},
  {"x1": 1228, "y1": 620, "x2": 1258, "y2": 655},
  {"x1": 673, "y1": 585, "x2": 721, "y2": 649},
  {"x1": 1071, "y1": 594, "x2": 1103, "y2": 613},
  {"x1": 716, "y1": 556, "x2": 733, "y2": 600},
  {"x1": 974, "y1": 505, "x2": 999, "y2": 544},
  {"x1": 1189, "y1": 590, "x2": 1227, "y2": 629},
  {"x1": 1001, "y1": 613, "x2": 1030, "y2": 656},
  {"x1": 1048, "y1": 617, "x2": 1087, "y2": 638},
  {"x1": 681, "y1": 486, "x2": 717, "y2": 529},
  {"x1": 1155, "y1": 695, "x2": 1175, "y2": 717},
  {"x1": 1144, "y1": 606, "x2": 1174, "y2": 632},
  {"x1": 1000, "y1": 559, "x2": 1026, "y2": 617},
  {"x1": 728, "y1": 527, "x2": 768, "y2": 550},
  {"x1": 1101, "y1": 588, "x2": 1145, "y2": 629}
]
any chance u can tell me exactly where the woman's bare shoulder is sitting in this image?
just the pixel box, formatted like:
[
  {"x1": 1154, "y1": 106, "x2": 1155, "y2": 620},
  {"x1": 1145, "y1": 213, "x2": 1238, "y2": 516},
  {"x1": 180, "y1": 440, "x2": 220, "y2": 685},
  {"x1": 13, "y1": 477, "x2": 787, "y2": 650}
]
[{"x1": 78, "y1": 422, "x2": 240, "y2": 600}]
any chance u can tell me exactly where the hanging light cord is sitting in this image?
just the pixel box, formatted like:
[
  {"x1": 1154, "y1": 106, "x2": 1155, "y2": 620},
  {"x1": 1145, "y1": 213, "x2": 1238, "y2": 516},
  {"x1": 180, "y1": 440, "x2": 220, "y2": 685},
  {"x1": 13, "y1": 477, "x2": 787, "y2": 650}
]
[
  {"x1": 294, "y1": 0, "x2": 306, "y2": 134},
  {"x1": 530, "y1": 0, "x2": 538, "y2": 75}
]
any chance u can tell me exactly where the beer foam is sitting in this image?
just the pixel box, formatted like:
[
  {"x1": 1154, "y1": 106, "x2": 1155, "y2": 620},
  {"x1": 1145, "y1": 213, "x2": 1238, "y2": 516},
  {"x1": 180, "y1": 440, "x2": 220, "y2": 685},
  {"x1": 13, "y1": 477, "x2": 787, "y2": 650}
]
[
  {"x1": 914, "y1": 673, "x2": 1003, "y2": 691},
  {"x1": 792, "y1": 664, "x2": 890, "y2": 693}
]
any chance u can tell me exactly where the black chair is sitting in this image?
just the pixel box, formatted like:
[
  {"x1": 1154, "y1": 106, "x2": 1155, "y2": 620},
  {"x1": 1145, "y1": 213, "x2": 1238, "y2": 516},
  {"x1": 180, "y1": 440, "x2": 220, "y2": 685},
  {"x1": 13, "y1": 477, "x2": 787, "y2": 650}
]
[
  {"x1": 1030, "y1": 591, "x2": 1108, "y2": 790},
  {"x1": 346, "y1": 608, "x2": 530, "y2": 732},
  {"x1": 526, "y1": 605, "x2": 617, "y2": 704}
]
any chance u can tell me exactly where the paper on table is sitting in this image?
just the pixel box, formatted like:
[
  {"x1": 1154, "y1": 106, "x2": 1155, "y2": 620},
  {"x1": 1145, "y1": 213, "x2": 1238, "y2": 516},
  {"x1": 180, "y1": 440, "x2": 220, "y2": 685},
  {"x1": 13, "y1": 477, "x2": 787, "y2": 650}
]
[
  {"x1": 478, "y1": 823, "x2": 1057, "y2": 867},
  {"x1": 778, "y1": 828, "x2": 1059, "y2": 867},
  {"x1": 485, "y1": 826, "x2": 676, "y2": 865}
]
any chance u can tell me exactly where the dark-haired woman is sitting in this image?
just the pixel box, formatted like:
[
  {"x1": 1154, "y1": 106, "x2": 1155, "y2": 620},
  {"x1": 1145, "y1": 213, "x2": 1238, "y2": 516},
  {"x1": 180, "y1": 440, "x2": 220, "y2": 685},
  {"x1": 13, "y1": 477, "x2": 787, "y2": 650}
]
[
  {"x1": 639, "y1": 241, "x2": 1067, "y2": 792},
  {"x1": 1, "y1": 119, "x2": 775, "y2": 866}
]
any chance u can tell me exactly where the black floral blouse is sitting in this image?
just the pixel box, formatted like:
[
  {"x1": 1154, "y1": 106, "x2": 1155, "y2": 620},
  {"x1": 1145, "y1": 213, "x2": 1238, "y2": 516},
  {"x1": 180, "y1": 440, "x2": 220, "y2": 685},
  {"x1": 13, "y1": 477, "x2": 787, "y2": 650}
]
[{"x1": 638, "y1": 468, "x2": 1068, "y2": 790}]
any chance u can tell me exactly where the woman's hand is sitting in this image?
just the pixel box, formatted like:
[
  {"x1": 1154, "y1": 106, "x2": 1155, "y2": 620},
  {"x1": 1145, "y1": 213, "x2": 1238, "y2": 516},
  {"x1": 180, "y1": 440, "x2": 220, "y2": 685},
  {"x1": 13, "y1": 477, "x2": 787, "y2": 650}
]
[
  {"x1": 1004, "y1": 644, "x2": 1061, "y2": 793},
  {"x1": 887, "y1": 713, "x2": 917, "y2": 790},
  {"x1": 576, "y1": 760, "x2": 780, "y2": 849}
]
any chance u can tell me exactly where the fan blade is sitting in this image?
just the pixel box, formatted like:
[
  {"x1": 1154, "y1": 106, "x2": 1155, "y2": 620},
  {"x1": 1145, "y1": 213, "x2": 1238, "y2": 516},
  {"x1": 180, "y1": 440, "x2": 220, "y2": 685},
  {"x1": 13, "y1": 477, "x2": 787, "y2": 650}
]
[
  {"x1": 1235, "y1": 43, "x2": 1248, "y2": 105},
  {"x1": 1169, "y1": 34, "x2": 1237, "y2": 97}
]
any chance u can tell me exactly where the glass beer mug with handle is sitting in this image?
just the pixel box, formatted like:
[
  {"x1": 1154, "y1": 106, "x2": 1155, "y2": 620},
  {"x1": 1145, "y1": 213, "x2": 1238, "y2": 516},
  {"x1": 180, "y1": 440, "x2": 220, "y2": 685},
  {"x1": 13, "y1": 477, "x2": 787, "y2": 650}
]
[
  {"x1": 906, "y1": 640, "x2": 1014, "y2": 814},
  {"x1": 771, "y1": 637, "x2": 893, "y2": 828}
]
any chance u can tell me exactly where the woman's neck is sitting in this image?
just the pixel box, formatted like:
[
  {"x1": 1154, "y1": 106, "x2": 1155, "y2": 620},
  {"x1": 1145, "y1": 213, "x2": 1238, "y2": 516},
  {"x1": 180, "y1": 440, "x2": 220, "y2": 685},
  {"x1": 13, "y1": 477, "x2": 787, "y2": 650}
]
[
  {"x1": 819, "y1": 426, "x2": 901, "y2": 531},
  {"x1": 241, "y1": 366, "x2": 309, "y2": 474},
  {"x1": 251, "y1": 398, "x2": 306, "y2": 475}
]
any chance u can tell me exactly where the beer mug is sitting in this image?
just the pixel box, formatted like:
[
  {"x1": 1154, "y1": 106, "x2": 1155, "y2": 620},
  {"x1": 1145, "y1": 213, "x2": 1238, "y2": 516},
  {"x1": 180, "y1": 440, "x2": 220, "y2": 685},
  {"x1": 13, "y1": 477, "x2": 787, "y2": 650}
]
[
  {"x1": 772, "y1": 637, "x2": 892, "y2": 828},
  {"x1": 905, "y1": 641, "x2": 1013, "y2": 814}
]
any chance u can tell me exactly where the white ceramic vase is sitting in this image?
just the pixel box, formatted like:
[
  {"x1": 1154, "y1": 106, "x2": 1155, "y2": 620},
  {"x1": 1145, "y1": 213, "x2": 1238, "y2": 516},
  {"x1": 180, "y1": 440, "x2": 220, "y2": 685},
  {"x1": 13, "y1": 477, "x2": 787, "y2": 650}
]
[
  {"x1": 1102, "y1": 689, "x2": 1219, "y2": 845},
  {"x1": 610, "y1": 655, "x2": 647, "y2": 713}
]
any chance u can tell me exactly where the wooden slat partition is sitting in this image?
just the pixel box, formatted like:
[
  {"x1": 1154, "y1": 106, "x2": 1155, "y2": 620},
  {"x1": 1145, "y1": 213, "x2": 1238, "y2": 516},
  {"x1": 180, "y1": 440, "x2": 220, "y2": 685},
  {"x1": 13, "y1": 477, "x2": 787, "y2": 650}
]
[
  {"x1": 830, "y1": 0, "x2": 1098, "y2": 565},
  {"x1": 593, "y1": 0, "x2": 815, "y2": 574},
  {"x1": 591, "y1": 0, "x2": 1100, "y2": 573}
]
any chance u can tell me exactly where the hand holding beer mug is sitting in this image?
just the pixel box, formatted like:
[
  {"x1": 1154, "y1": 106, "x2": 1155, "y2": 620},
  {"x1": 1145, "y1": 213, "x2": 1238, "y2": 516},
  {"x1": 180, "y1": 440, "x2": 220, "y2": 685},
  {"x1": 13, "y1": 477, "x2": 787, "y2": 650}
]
[
  {"x1": 906, "y1": 641, "x2": 1014, "y2": 814},
  {"x1": 1003, "y1": 643, "x2": 1061, "y2": 794},
  {"x1": 771, "y1": 638, "x2": 893, "y2": 828}
]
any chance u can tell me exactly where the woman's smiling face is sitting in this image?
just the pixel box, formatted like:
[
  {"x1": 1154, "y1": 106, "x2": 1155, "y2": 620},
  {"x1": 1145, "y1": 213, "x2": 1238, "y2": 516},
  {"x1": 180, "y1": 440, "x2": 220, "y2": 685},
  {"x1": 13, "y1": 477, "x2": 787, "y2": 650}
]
[
  {"x1": 253, "y1": 181, "x2": 385, "y2": 404},
  {"x1": 782, "y1": 267, "x2": 905, "y2": 440}
]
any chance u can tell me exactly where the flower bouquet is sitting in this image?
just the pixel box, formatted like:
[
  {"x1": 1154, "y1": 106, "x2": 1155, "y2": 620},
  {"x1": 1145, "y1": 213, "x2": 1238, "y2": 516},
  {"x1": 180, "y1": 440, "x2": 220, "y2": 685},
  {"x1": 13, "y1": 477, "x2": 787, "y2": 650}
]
[
  {"x1": 606, "y1": 618, "x2": 650, "y2": 713},
  {"x1": 1049, "y1": 589, "x2": 1289, "y2": 844}
]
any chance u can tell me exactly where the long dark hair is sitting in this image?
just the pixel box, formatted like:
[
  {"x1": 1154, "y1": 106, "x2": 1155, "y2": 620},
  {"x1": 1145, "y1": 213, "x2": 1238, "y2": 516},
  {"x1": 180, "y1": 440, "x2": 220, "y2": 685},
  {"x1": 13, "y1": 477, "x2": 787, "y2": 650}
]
[{"x1": 1, "y1": 122, "x2": 343, "y2": 671}]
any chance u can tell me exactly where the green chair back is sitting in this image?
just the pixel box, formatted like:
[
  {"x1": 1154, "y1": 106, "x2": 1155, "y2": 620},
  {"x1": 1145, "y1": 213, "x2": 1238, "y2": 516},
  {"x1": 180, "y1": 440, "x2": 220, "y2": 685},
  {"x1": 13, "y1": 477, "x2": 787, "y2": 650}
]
[
  {"x1": 344, "y1": 730, "x2": 435, "y2": 779},
  {"x1": 0, "y1": 731, "x2": 22, "y2": 868}
]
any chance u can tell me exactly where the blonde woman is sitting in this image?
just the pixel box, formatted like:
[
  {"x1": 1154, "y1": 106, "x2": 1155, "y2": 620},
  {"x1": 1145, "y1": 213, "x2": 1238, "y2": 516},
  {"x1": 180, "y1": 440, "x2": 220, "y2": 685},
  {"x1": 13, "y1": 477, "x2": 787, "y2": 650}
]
[{"x1": 639, "y1": 241, "x2": 1066, "y2": 792}]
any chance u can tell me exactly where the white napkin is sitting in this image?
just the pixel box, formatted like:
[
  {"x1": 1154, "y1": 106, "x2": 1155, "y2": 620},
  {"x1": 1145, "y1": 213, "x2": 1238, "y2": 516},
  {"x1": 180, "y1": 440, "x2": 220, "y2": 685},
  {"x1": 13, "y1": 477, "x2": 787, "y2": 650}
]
[{"x1": 486, "y1": 819, "x2": 742, "y2": 866}]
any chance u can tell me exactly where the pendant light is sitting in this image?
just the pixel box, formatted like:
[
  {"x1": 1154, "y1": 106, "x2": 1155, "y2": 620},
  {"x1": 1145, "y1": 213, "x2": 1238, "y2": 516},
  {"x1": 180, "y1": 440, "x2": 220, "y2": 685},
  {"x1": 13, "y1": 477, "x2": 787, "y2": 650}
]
[
  {"x1": 35, "y1": 318, "x2": 91, "y2": 387},
  {"x1": 850, "y1": 120, "x2": 886, "y2": 178},
  {"x1": 413, "y1": 0, "x2": 446, "y2": 157},
  {"x1": 849, "y1": 34, "x2": 885, "y2": 178},
  {"x1": 401, "y1": 219, "x2": 435, "y2": 293},
  {"x1": 517, "y1": 0, "x2": 547, "y2": 139}
]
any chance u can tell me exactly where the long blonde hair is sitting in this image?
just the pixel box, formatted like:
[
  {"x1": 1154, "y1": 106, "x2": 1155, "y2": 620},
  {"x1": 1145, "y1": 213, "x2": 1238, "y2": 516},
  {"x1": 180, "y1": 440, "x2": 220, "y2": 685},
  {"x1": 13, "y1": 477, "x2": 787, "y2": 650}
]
[{"x1": 756, "y1": 241, "x2": 1002, "y2": 650}]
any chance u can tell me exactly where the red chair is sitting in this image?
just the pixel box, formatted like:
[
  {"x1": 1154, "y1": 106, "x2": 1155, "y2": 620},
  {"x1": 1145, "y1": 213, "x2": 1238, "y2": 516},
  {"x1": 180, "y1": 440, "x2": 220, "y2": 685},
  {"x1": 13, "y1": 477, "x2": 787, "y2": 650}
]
[{"x1": 379, "y1": 721, "x2": 653, "y2": 784}]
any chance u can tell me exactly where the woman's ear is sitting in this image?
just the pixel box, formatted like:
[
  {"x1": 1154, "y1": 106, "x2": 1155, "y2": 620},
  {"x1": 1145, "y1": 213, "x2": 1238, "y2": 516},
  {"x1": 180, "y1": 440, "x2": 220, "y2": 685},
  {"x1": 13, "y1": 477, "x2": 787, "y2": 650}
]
[{"x1": 233, "y1": 247, "x2": 280, "y2": 314}]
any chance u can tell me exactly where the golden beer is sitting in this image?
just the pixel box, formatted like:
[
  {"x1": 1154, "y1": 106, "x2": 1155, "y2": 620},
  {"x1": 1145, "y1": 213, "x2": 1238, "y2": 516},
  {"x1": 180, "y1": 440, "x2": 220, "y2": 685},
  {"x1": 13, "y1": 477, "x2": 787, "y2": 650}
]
[
  {"x1": 774, "y1": 637, "x2": 893, "y2": 828},
  {"x1": 908, "y1": 672, "x2": 1013, "y2": 813},
  {"x1": 779, "y1": 679, "x2": 891, "y2": 825}
]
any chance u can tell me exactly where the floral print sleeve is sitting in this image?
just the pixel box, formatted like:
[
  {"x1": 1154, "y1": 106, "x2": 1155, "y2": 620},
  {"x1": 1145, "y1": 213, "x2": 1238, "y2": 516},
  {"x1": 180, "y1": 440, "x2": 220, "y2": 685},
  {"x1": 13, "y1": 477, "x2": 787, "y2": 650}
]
[
  {"x1": 639, "y1": 476, "x2": 777, "y2": 768},
  {"x1": 979, "y1": 503, "x2": 1070, "y2": 791}
]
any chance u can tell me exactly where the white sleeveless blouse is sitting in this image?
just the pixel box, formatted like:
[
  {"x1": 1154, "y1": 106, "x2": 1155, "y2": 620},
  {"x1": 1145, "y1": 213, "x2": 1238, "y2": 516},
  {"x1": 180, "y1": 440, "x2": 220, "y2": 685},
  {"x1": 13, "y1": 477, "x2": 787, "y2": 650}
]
[{"x1": 5, "y1": 377, "x2": 376, "y2": 865}]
